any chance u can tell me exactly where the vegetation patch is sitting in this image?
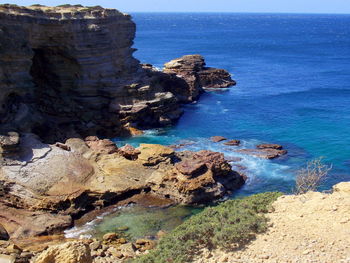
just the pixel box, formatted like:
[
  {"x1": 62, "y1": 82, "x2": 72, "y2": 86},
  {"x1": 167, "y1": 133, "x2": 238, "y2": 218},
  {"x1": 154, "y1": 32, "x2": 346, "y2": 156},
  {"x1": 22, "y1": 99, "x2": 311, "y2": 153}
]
[{"x1": 134, "y1": 192, "x2": 282, "y2": 263}]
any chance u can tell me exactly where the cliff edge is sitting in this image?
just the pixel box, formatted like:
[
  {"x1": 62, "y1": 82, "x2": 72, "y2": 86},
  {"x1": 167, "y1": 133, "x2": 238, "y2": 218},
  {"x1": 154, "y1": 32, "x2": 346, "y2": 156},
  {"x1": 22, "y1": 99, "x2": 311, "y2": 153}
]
[{"x1": 0, "y1": 4, "x2": 235, "y2": 143}]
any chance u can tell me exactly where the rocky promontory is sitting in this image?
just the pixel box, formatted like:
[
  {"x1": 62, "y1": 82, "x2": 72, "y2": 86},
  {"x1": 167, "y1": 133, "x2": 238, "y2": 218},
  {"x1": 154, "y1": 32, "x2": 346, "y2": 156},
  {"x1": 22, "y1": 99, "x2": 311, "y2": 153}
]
[{"x1": 0, "y1": 4, "x2": 235, "y2": 143}]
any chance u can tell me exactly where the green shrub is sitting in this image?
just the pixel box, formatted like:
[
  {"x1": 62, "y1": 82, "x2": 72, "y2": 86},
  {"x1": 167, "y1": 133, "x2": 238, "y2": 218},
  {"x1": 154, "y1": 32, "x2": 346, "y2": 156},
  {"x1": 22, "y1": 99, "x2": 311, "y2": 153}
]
[{"x1": 134, "y1": 192, "x2": 282, "y2": 263}]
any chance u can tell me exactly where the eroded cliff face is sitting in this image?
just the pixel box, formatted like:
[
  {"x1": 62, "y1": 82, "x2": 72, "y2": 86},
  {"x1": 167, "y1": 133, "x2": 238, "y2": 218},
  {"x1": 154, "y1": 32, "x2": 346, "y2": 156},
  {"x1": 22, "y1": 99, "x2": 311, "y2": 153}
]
[{"x1": 0, "y1": 5, "x2": 182, "y2": 142}]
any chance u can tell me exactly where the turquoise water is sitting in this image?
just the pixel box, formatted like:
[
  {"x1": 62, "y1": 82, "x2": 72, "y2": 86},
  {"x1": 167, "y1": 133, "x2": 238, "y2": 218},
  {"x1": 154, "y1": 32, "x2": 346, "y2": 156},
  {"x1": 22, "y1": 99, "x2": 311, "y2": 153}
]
[{"x1": 67, "y1": 13, "x2": 350, "y2": 239}]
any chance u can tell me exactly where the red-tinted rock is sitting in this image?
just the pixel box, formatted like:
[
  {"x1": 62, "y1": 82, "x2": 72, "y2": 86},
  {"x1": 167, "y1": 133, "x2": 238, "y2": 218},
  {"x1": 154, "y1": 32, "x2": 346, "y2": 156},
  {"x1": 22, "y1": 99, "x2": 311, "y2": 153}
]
[
  {"x1": 85, "y1": 136, "x2": 118, "y2": 155},
  {"x1": 175, "y1": 160, "x2": 207, "y2": 176},
  {"x1": 210, "y1": 136, "x2": 227, "y2": 143},
  {"x1": 118, "y1": 144, "x2": 140, "y2": 160}
]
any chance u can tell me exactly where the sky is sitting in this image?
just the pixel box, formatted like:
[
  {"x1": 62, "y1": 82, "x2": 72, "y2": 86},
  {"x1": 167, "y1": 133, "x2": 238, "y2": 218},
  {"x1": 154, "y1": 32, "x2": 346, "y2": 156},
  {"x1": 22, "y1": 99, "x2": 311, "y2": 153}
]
[{"x1": 5, "y1": 0, "x2": 350, "y2": 14}]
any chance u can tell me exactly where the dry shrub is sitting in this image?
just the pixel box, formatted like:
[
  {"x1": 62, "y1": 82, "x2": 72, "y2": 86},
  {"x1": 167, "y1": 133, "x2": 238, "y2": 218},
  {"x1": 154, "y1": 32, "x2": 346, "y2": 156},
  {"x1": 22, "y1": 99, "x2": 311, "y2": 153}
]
[{"x1": 295, "y1": 157, "x2": 332, "y2": 195}]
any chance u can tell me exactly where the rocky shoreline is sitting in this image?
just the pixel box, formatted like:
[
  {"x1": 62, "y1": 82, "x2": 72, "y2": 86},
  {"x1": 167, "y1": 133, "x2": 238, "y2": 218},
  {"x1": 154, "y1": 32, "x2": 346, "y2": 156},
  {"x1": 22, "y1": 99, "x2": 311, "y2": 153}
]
[{"x1": 0, "y1": 4, "x2": 295, "y2": 263}]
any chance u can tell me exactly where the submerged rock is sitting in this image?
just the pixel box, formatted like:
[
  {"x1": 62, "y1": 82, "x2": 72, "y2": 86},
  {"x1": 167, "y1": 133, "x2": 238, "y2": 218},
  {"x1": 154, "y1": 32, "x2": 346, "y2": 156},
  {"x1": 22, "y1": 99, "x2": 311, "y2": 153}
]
[
  {"x1": 237, "y1": 143, "x2": 287, "y2": 159},
  {"x1": 224, "y1": 140, "x2": 241, "y2": 146},
  {"x1": 210, "y1": 136, "x2": 227, "y2": 143},
  {"x1": 257, "y1": 143, "x2": 283, "y2": 150}
]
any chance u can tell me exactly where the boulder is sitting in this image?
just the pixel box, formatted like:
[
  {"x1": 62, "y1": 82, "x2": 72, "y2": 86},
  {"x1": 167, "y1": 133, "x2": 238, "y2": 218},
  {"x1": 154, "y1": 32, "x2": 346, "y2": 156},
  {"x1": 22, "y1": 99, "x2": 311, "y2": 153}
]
[
  {"x1": 85, "y1": 137, "x2": 118, "y2": 155},
  {"x1": 119, "y1": 243, "x2": 136, "y2": 258},
  {"x1": 102, "y1": 233, "x2": 118, "y2": 242},
  {"x1": 134, "y1": 239, "x2": 156, "y2": 252},
  {"x1": 0, "y1": 224, "x2": 9, "y2": 241},
  {"x1": 33, "y1": 241, "x2": 92, "y2": 263},
  {"x1": 210, "y1": 136, "x2": 227, "y2": 143},
  {"x1": 118, "y1": 144, "x2": 140, "y2": 160}
]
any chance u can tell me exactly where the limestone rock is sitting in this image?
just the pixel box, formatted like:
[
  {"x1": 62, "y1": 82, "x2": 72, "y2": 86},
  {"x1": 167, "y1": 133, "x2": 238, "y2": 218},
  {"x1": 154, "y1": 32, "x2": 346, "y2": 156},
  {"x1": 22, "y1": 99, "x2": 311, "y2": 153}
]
[
  {"x1": 137, "y1": 144, "x2": 175, "y2": 166},
  {"x1": 33, "y1": 241, "x2": 92, "y2": 263},
  {"x1": 333, "y1": 182, "x2": 350, "y2": 194}
]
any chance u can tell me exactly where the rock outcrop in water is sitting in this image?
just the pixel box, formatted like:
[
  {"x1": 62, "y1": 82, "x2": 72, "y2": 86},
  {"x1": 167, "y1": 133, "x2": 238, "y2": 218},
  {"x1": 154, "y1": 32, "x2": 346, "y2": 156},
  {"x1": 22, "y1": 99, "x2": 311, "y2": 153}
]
[
  {"x1": 164, "y1": 55, "x2": 236, "y2": 102},
  {"x1": 0, "y1": 5, "x2": 235, "y2": 143}
]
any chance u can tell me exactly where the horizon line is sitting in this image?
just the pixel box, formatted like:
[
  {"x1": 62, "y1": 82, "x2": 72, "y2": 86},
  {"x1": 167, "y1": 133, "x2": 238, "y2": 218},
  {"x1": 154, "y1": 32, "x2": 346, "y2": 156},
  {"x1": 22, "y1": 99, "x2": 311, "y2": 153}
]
[{"x1": 125, "y1": 11, "x2": 350, "y2": 16}]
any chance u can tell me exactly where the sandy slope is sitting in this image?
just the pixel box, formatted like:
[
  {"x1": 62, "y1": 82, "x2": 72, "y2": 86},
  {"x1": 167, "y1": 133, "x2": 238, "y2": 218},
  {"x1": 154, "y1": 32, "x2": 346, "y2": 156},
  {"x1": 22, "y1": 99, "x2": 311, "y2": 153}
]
[{"x1": 196, "y1": 182, "x2": 350, "y2": 263}]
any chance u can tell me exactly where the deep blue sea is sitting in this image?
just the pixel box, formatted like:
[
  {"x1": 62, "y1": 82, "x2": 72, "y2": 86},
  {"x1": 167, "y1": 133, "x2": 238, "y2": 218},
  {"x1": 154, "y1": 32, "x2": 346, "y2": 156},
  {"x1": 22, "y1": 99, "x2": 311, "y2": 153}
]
[{"x1": 66, "y1": 13, "x2": 350, "y2": 239}]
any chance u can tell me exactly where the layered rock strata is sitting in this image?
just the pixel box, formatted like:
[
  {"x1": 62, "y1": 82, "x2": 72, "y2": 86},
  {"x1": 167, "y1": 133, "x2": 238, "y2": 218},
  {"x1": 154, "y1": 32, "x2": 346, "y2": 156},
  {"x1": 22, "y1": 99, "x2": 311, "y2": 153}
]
[
  {"x1": 164, "y1": 55, "x2": 236, "y2": 102},
  {"x1": 0, "y1": 5, "x2": 235, "y2": 143}
]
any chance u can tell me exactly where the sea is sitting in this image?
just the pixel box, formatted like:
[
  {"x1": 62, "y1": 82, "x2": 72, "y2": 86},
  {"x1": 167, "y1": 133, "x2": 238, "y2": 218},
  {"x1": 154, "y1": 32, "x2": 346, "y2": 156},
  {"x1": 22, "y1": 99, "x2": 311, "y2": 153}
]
[{"x1": 65, "y1": 13, "x2": 350, "y2": 240}]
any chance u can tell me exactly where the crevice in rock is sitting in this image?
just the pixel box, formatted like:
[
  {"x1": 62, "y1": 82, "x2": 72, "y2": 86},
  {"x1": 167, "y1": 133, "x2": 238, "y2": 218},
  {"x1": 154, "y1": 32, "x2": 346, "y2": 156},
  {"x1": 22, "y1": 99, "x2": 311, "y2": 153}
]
[{"x1": 29, "y1": 47, "x2": 82, "y2": 142}]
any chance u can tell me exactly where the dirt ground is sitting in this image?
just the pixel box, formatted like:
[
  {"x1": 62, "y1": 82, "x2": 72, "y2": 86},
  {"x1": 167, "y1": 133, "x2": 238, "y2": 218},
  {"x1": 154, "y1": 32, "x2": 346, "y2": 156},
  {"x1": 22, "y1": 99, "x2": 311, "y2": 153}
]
[{"x1": 196, "y1": 182, "x2": 350, "y2": 263}]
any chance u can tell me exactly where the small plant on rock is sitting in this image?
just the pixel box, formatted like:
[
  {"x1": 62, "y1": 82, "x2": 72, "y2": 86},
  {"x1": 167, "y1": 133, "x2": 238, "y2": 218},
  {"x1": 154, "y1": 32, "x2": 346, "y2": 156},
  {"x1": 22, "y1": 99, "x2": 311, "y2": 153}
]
[{"x1": 294, "y1": 157, "x2": 332, "y2": 195}]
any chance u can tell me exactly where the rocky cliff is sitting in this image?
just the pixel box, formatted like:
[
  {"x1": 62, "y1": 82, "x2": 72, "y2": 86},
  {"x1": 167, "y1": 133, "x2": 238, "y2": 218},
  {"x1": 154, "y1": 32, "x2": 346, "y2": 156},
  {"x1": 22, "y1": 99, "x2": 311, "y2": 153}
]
[
  {"x1": 0, "y1": 4, "x2": 240, "y2": 251},
  {"x1": 0, "y1": 4, "x2": 235, "y2": 143}
]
